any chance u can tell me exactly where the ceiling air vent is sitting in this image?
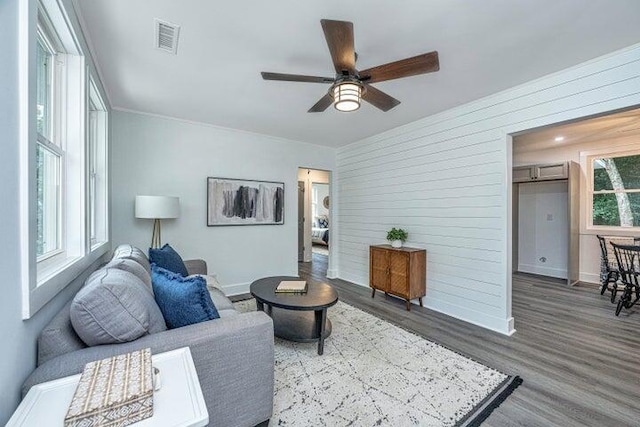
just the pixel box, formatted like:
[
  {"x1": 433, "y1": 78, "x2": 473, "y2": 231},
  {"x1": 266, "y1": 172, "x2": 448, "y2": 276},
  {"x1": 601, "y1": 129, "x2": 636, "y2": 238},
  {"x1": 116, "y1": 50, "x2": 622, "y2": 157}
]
[{"x1": 155, "y1": 19, "x2": 180, "y2": 54}]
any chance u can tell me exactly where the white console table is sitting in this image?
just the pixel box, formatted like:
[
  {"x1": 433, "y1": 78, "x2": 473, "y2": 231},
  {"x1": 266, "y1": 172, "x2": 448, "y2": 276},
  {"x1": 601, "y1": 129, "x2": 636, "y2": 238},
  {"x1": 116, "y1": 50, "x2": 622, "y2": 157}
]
[{"x1": 7, "y1": 347, "x2": 208, "y2": 427}]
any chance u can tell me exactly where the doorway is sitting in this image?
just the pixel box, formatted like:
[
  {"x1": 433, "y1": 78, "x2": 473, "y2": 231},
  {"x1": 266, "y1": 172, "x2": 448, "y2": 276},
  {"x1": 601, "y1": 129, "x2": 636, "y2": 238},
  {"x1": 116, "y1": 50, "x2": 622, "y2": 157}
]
[{"x1": 297, "y1": 168, "x2": 331, "y2": 274}]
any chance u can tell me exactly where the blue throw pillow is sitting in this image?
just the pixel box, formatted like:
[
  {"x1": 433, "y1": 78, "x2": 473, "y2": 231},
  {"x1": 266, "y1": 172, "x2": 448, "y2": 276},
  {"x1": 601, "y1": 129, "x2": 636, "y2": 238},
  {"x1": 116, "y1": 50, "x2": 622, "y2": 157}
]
[
  {"x1": 149, "y1": 244, "x2": 189, "y2": 277},
  {"x1": 151, "y1": 265, "x2": 220, "y2": 329}
]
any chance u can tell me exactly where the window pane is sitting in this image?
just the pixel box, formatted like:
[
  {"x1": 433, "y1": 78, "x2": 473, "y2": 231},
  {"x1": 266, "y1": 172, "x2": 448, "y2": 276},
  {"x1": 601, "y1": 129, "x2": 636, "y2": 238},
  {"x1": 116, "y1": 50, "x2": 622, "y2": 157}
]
[
  {"x1": 593, "y1": 155, "x2": 640, "y2": 191},
  {"x1": 593, "y1": 193, "x2": 640, "y2": 227},
  {"x1": 36, "y1": 144, "x2": 60, "y2": 256},
  {"x1": 36, "y1": 36, "x2": 52, "y2": 138}
]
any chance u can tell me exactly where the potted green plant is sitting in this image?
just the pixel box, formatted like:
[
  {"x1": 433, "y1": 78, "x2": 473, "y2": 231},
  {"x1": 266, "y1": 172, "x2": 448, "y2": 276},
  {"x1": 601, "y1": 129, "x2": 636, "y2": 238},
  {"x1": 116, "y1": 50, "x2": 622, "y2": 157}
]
[{"x1": 386, "y1": 227, "x2": 408, "y2": 248}]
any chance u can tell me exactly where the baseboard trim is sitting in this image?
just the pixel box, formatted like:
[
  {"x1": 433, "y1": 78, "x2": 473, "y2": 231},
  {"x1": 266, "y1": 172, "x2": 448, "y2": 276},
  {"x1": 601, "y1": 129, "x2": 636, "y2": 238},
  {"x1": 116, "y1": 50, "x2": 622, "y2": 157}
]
[
  {"x1": 336, "y1": 273, "x2": 514, "y2": 336},
  {"x1": 518, "y1": 263, "x2": 567, "y2": 279},
  {"x1": 220, "y1": 282, "x2": 251, "y2": 296},
  {"x1": 579, "y1": 272, "x2": 600, "y2": 284}
]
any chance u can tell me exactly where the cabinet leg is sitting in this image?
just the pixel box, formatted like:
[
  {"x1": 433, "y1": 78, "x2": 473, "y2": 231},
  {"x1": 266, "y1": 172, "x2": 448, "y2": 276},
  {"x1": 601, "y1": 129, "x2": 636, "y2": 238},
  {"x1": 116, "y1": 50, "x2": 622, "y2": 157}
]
[
  {"x1": 406, "y1": 300, "x2": 411, "y2": 311},
  {"x1": 371, "y1": 288, "x2": 376, "y2": 298},
  {"x1": 419, "y1": 297, "x2": 423, "y2": 307},
  {"x1": 385, "y1": 292, "x2": 389, "y2": 298}
]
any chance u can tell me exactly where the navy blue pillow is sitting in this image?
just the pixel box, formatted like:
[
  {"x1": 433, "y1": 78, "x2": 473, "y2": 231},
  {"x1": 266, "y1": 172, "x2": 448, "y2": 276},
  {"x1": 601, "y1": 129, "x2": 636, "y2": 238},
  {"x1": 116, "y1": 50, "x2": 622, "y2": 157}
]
[
  {"x1": 151, "y1": 265, "x2": 220, "y2": 329},
  {"x1": 149, "y1": 244, "x2": 189, "y2": 277}
]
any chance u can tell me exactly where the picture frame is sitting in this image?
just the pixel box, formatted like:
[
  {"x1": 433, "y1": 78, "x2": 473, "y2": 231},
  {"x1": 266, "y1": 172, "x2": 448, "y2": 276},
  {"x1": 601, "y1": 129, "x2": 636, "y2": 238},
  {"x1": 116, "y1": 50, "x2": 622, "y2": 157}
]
[{"x1": 207, "y1": 177, "x2": 285, "y2": 226}]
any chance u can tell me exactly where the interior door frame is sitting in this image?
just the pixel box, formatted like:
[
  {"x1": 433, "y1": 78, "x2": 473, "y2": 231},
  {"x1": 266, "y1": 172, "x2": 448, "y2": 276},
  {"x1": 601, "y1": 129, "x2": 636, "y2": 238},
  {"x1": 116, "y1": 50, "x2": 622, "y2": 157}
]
[{"x1": 297, "y1": 167, "x2": 334, "y2": 276}]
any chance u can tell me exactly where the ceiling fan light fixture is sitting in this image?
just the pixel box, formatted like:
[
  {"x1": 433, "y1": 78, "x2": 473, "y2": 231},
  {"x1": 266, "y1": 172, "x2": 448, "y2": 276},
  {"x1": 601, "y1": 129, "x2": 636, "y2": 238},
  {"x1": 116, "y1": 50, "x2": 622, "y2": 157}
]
[{"x1": 333, "y1": 82, "x2": 362, "y2": 112}]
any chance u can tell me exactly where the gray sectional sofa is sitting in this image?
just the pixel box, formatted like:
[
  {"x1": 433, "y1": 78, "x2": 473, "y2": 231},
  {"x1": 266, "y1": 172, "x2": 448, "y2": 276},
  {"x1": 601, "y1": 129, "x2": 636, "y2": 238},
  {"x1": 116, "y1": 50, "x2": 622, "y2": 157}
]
[{"x1": 22, "y1": 244, "x2": 274, "y2": 427}]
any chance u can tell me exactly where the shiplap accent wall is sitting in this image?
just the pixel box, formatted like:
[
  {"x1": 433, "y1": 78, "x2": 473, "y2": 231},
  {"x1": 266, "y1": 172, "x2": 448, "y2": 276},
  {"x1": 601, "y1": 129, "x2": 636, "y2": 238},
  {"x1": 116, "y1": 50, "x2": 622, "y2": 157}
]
[{"x1": 335, "y1": 43, "x2": 640, "y2": 335}]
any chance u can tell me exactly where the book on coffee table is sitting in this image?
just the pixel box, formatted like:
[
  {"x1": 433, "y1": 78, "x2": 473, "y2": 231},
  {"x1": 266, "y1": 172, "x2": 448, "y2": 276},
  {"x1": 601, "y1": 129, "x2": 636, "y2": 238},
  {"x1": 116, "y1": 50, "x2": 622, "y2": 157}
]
[{"x1": 276, "y1": 280, "x2": 308, "y2": 294}]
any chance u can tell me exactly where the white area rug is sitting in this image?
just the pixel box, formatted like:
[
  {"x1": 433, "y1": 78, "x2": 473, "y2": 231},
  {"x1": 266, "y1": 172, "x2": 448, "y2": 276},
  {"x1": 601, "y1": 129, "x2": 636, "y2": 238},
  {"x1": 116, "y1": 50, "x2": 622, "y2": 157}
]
[{"x1": 234, "y1": 299, "x2": 519, "y2": 426}]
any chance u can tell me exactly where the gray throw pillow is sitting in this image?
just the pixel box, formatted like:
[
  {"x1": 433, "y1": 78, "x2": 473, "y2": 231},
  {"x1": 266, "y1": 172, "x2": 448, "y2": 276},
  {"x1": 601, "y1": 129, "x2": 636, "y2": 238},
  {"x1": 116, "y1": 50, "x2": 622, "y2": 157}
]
[
  {"x1": 70, "y1": 268, "x2": 167, "y2": 346},
  {"x1": 113, "y1": 244, "x2": 151, "y2": 275},
  {"x1": 106, "y1": 258, "x2": 153, "y2": 291}
]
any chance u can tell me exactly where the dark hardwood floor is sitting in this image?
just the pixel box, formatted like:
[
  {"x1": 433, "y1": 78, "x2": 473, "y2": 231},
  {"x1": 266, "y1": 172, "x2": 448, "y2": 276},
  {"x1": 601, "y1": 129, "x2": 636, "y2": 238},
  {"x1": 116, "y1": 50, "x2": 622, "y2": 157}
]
[{"x1": 299, "y1": 253, "x2": 640, "y2": 427}]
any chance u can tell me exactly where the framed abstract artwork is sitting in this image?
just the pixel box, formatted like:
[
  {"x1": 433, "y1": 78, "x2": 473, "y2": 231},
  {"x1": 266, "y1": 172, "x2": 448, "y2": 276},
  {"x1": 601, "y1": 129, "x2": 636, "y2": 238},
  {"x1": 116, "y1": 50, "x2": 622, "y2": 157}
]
[{"x1": 207, "y1": 177, "x2": 285, "y2": 226}]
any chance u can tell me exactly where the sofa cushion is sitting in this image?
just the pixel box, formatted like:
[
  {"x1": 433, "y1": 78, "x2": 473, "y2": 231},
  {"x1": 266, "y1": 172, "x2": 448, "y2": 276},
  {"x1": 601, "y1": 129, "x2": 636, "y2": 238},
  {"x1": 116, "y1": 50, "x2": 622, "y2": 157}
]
[
  {"x1": 152, "y1": 265, "x2": 220, "y2": 329},
  {"x1": 38, "y1": 300, "x2": 87, "y2": 366},
  {"x1": 70, "y1": 268, "x2": 167, "y2": 346},
  {"x1": 105, "y1": 257, "x2": 152, "y2": 290},
  {"x1": 149, "y1": 244, "x2": 189, "y2": 277},
  {"x1": 113, "y1": 244, "x2": 151, "y2": 276}
]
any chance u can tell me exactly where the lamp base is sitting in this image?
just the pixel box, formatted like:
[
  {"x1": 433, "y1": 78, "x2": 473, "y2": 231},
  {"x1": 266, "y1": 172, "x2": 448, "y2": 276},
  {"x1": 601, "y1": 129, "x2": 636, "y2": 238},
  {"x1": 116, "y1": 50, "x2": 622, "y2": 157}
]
[{"x1": 151, "y1": 219, "x2": 162, "y2": 249}]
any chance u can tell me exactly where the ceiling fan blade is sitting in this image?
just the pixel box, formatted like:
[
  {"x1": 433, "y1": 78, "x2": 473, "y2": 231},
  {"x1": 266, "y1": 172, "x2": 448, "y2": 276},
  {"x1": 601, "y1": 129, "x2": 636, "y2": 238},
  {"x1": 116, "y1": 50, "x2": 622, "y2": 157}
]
[
  {"x1": 360, "y1": 51, "x2": 439, "y2": 84},
  {"x1": 362, "y1": 85, "x2": 400, "y2": 112},
  {"x1": 261, "y1": 72, "x2": 334, "y2": 84},
  {"x1": 321, "y1": 19, "x2": 356, "y2": 75},
  {"x1": 308, "y1": 93, "x2": 334, "y2": 113}
]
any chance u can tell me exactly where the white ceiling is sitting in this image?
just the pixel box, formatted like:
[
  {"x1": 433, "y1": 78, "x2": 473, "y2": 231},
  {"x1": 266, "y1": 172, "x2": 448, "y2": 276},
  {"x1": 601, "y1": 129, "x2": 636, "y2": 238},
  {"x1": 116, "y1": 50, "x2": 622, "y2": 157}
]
[
  {"x1": 514, "y1": 108, "x2": 640, "y2": 152},
  {"x1": 75, "y1": 0, "x2": 640, "y2": 147}
]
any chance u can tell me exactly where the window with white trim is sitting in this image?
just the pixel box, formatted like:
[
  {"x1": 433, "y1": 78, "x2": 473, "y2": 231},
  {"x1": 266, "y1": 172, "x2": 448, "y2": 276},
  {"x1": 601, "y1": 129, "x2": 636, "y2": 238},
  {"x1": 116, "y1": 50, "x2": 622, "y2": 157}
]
[
  {"x1": 36, "y1": 16, "x2": 63, "y2": 260},
  {"x1": 311, "y1": 185, "x2": 319, "y2": 220},
  {"x1": 589, "y1": 152, "x2": 640, "y2": 228},
  {"x1": 21, "y1": 0, "x2": 110, "y2": 318},
  {"x1": 87, "y1": 77, "x2": 108, "y2": 247}
]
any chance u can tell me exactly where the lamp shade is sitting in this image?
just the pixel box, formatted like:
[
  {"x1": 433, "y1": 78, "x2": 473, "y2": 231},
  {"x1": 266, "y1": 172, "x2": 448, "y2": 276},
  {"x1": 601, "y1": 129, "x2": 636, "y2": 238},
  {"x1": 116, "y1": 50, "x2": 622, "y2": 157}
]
[{"x1": 135, "y1": 196, "x2": 180, "y2": 219}]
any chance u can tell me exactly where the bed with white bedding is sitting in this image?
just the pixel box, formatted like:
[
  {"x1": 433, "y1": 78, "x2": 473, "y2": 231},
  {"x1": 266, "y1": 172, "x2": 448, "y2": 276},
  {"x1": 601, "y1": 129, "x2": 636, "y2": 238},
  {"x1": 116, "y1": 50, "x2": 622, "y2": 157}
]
[{"x1": 311, "y1": 216, "x2": 329, "y2": 245}]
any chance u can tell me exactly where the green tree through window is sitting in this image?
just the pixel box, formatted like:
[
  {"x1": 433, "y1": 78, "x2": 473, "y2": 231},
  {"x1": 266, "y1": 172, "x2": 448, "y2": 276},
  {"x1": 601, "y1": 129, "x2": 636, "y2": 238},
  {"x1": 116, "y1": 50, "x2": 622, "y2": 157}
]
[{"x1": 593, "y1": 154, "x2": 640, "y2": 227}]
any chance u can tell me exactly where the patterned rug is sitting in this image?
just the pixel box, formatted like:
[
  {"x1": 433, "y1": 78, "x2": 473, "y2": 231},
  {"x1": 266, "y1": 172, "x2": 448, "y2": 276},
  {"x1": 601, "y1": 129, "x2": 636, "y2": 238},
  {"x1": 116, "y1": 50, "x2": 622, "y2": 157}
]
[{"x1": 234, "y1": 299, "x2": 521, "y2": 426}]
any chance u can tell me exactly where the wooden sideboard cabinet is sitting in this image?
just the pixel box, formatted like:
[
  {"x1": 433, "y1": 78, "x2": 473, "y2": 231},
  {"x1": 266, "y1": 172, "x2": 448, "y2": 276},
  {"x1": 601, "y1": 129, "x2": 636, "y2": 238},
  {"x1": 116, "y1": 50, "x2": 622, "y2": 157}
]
[{"x1": 369, "y1": 245, "x2": 426, "y2": 311}]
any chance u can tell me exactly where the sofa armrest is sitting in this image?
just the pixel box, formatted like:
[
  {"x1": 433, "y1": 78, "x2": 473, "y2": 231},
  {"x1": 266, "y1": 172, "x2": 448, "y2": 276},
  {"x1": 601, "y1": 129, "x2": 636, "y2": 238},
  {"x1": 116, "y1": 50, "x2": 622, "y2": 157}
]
[
  {"x1": 23, "y1": 312, "x2": 274, "y2": 427},
  {"x1": 184, "y1": 259, "x2": 208, "y2": 276}
]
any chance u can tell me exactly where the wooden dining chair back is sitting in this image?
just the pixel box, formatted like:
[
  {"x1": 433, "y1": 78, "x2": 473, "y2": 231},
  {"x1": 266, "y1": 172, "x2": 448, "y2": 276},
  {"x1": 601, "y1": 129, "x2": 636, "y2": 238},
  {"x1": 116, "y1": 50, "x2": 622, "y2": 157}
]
[
  {"x1": 597, "y1": 235, "x2": 640, "y2": 302},
  {"x1": 611, "y1": 243, "x2": 640, "y2": 316}
]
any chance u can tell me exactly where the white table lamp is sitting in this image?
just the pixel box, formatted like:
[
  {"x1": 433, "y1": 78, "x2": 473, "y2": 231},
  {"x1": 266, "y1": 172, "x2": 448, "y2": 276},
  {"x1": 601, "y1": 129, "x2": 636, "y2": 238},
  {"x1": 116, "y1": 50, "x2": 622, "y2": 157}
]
[{"x1": 135, "y1": 195, "x2": 180, "y2": 248}]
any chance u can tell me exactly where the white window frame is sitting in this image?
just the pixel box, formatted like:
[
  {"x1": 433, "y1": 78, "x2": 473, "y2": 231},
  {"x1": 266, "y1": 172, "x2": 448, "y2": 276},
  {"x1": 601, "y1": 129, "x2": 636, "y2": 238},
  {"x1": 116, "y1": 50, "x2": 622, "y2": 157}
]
[
  {"x1": 35, "y1": 13, "x2": 65, "y2": 265},
  {"x1": 581, "y1": 144, "x2": 640, "y2": 235},
  {"x1": 87, "y1": 76, "x2": 109, "y2": 249},
  {"x1": 311, "y1": 185, "x2": 319, "y2": 220},
  {"x1": 20, "y1": 0, "x2": 109, "y2": 319}
]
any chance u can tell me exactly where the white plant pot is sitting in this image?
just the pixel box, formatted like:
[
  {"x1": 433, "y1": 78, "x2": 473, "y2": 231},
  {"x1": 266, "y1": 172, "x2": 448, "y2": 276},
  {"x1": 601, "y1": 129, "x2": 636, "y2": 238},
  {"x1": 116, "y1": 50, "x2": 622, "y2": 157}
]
[{"x1": 391, "y1": 240, "x2": 403, "y2": 248}]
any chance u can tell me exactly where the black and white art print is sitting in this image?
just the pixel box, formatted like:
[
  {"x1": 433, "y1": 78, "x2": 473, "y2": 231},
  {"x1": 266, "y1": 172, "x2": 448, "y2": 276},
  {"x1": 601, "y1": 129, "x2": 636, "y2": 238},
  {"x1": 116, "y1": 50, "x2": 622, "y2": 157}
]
[{"x1": 207, "y1": 177, "x2": 284, "y2": 226}]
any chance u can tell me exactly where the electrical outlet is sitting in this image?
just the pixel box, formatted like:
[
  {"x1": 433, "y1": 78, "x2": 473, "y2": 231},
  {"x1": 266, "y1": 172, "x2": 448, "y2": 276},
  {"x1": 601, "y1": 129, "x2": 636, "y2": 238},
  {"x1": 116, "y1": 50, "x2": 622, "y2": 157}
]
[{"x1": 546, "y1": 214, "x2": 553, "y2": 221}]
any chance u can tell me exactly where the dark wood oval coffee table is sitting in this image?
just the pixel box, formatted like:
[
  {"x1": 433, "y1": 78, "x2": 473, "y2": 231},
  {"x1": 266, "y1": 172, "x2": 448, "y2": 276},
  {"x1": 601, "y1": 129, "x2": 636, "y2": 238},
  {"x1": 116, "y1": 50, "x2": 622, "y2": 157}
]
[{"x1": 250, "y1": 276, "x2": 338, "y2": 355}]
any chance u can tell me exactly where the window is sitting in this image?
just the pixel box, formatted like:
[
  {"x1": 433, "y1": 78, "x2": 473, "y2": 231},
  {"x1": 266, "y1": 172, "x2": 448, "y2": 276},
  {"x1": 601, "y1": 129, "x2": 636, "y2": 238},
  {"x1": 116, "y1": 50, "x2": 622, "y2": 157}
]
[
  {"x1": 35, "y1": 5, "x2": 70, "y2": 270},
  {"x1": 311, "y1": 185, "x2": 319, "y2": 220},
  {"x1": 87, "y1": 78, "x2": 108, "y2": 247},
  {"x1": 36, "y1": 21, "x2": 63, "y2": 260},
  {"x1": 590, "y1": 153, "x2": 640, "y2": 228},
  {"x1": 20, "y1": 0, "x2": 110, "y2": 318}
]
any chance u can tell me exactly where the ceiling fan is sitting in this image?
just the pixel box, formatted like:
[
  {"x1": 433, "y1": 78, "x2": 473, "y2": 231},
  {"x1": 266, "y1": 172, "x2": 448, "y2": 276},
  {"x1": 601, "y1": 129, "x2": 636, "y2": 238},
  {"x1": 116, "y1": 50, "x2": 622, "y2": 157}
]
[{"x1": 261, "y1": 19, "x2": 439, "y2": 113}]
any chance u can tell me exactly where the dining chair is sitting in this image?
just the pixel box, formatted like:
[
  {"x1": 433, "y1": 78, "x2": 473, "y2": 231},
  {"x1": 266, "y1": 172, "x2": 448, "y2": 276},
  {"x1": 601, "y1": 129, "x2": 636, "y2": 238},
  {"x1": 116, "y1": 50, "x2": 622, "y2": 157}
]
[
  {"x1": 597, "y1": 235, "x2": 640, "y2": 303},
  {"x1": 611, "y1": 243, "x2": 640, "y2": 316}
]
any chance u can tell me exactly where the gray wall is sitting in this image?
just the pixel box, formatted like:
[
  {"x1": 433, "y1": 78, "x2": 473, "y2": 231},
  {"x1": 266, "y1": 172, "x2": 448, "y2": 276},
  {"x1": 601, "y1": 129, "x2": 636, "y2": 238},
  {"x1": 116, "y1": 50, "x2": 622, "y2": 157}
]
[{"x1": 110, "y1": 111, "x2": 336, "y2": 296}]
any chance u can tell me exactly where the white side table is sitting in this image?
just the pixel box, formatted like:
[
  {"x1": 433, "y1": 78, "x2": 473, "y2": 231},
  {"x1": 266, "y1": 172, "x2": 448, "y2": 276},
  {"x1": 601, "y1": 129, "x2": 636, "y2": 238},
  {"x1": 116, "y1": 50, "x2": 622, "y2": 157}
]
[{"x1": 7, "y1": 347, "x2": 208, "y2": 427}]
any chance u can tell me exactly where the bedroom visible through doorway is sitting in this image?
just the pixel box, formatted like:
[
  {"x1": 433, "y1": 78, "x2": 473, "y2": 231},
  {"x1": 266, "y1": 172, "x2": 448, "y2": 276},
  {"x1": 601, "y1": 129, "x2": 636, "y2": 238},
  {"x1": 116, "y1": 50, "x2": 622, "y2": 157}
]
[{"x1": 297, "y1": 168, "x2": 331, "y2": 273}]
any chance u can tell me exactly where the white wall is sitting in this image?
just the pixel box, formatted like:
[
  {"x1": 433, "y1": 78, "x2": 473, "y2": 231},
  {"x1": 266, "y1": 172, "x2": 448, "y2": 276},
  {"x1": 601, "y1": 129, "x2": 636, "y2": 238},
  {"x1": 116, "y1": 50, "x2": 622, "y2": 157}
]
[
  {"x1": 518, "y1": 181, "x2": 569, "y2": 279},
  {"x1": 112, "y1": 111, "x2": 335, "y2": 295},
  {"x1": 335, "y1": 43, "x2": 640, "y2": 335},
  {"x1": 0, "y1": 0, "x2": 109, "y2": 422},
  {"x1": 514, "y1": 134, "x2": 640, "y2": 283},
  {"x1": 297, "y1": 169, "x2": 330, "y2": 262}
]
